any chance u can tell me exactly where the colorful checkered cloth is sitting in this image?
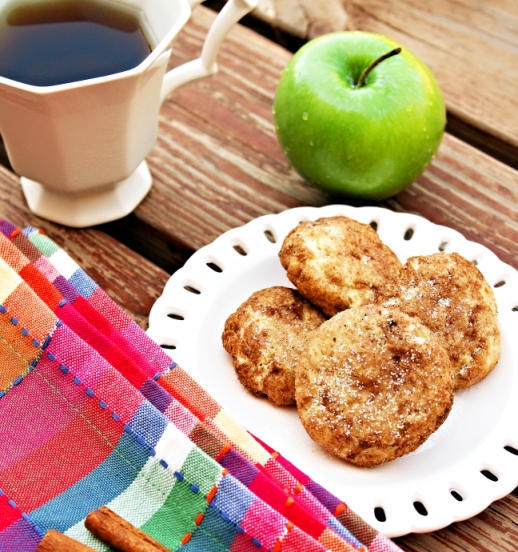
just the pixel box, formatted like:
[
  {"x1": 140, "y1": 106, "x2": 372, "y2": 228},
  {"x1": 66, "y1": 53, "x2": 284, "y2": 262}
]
[{"x1": 0, "y1": 221, "x2": 401, "y2": 552}]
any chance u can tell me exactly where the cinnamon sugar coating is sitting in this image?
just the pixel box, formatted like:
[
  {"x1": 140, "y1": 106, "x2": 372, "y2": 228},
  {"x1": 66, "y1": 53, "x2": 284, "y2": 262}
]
[
  {"x1": 378, "y1": 252, "x2": 501, "y2": 389},
  {"x1": 278, "y1": 216, "x2": 402, "y2": 316},
  {"x1": 296, "y1": 305, "x2": 454, "y2": 467},
  {"x1": 222, "y1": 286, "x2": 326, "y2": 406}
]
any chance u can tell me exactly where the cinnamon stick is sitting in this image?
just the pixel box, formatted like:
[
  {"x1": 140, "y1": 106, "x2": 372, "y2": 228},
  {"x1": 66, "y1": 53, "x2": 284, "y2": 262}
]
[
  {"x1": 85, "y1": 506, "x2": 170, "y2": 552},
  {"x1": 36, "y1": 529, "x2": 97, "y2": 552}
]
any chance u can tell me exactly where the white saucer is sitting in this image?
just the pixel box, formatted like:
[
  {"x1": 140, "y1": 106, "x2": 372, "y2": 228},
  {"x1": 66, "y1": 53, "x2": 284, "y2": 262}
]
[{"x1": 147, "y1": 205, "x2": 518, "y2": 537}]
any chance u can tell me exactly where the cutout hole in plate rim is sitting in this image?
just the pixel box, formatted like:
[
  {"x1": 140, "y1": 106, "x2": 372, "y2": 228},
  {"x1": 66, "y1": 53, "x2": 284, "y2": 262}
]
[
  {"x1": 167, "y1": 313, "x2": 185, "y2": 321},
  {"x1": 413, "y1": 501, "x2": 428, "y2": 516},
  {"x1": 160, "y1": 343, "x2": 177, "y2": 350},
  {"x1": 403, "y1": 228, "x2": 414, "y2": 241},
  {"x1": 374, "y1": 506, "x2": 386, "y2": 522},
  {"x1": 263, "y1": 228, "x2": 277, "y2": 243},
  {"x1": 232, "y1": 244, "x2": 248, "y2": 256},
  {"x1": 206, "y1": 261, "x2": 223, "y2": 273},
  {"x1": 449, "y1": 489, "x2": 463, "y2": 502},
  {"x1": 184, "y1": 285, "x2": 201, "y2": 295},
  {"x1": 480, "y1": 469, "x2": 499, "y2": 482}
]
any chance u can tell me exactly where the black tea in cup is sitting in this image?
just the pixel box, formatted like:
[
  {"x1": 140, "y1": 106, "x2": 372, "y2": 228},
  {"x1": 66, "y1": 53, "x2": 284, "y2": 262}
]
[{"x1": 0, "y1": 0, "x2": 152, "y2": 86}]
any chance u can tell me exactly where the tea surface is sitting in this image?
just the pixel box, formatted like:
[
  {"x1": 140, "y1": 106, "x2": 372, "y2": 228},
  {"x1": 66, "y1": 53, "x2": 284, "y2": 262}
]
[{"x1": 0, "y1": 0, "x2": 151, "y2": 86}]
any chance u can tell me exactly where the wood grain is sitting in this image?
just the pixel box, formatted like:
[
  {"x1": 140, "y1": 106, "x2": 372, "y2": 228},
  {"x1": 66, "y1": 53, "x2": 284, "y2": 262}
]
[
  {"x1": 0, "y1": 165, "x2": 169, "y2": 329},
  {"x1": 253, "y1": 0, "x2": 350, "y2": 39},
  {"x1": 132, "y1": 6, "x2": 518, "y2": 551},
  {"x1": 344, "y1": 0, "x2": 518, "y2": 151},
  {"x1": 395, "y1": 492, "x2": 518, "y2": 551},
  {"x1": 247, "y1": 0, "x2": 518, "y2": 152},
  {"x1": 140, "y1": 6, "x2": 518, "y2": 268},
  {"x1": 0, "y1": 4, "x2": 517, "y2": 551}
]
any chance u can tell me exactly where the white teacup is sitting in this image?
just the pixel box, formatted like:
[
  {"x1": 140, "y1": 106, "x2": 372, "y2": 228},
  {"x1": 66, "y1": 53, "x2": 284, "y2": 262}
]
[{"x1": 0, "y1": 0, "x2": 256, "y2": 227}]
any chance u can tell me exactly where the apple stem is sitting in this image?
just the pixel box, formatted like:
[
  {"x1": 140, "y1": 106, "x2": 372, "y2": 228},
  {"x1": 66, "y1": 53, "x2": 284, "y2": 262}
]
[{"x1": 355, "y1": 47, "x2": 402, "y2": 88}]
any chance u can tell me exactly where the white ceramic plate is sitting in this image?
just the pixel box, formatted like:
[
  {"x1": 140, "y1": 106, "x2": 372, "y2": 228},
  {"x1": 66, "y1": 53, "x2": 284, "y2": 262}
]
[{"x1": 147, "y1": 205, "x2": 518, "y2": 538}]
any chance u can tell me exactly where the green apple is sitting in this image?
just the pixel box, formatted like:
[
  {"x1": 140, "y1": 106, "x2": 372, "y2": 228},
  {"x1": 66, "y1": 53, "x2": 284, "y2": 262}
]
[{"x1": 273, "y1": 32, "x2": 446, "y2": 200}]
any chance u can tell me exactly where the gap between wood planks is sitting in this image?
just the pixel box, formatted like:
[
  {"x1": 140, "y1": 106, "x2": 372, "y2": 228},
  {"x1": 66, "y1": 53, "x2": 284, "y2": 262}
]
[
  {"x1": 0, "y1": 2, "x2": 516, "y2": 274},
  {"x1": 202, "y1": 1, "x2": 518, "y2": 172},
  {"x1": 0, "y1": 2, "x2": 506, "y2": 173},
  {"x1": 110, "y1": 2, "x2": 518, "y2": 271}
]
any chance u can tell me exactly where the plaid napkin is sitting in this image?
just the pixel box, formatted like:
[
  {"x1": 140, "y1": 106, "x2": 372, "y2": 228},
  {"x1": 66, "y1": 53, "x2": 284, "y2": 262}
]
[{"x1": 0, "y1": 221, "x2": 401, "y2": 552}]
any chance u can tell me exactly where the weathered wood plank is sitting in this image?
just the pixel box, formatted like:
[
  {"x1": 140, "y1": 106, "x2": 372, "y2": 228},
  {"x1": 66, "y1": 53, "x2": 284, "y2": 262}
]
[
  {"x1": 0, "y1": 165, "x2": 170, "y2": 329},
  {"x1": 345, "y1": 0, "x2": 518, "y2": 151},
  {"x1": 395, "y1": 493, "x2": 518, "y2": 551},
  {"x1": 140, "y1": 6, "x2": 518, "y2": 269},
  {"x1": 131, "y1": 7, "x2": 518, "y2": 550},
  {"x1": 388, "y1": 134, "x2": 518, "y2": 271},
  {"x1": 253, "y1": 0, "x2": 349, "y2": 39},
  {"x1": 244, "y1": 0, "x2": 518, "y2": 157},
  {"x1": 0, "y1": 5, "x2": 516, "y2": 550}
]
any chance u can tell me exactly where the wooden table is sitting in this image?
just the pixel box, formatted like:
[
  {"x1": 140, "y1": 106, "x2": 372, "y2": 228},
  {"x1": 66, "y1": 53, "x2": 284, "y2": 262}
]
[{"x1": 1, "y1": 3, "x2": 518, "y2": 551}]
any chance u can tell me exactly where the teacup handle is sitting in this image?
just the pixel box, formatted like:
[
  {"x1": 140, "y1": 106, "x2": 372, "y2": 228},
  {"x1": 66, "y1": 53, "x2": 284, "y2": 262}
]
[{"x1": 160, "y1": 0, "x2": 257, "y2": 104}]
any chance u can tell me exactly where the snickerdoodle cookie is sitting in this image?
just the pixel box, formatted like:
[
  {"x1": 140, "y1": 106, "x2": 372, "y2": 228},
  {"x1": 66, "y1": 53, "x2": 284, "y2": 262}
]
[
  {"x1": 378, "y1": 252, "x2": 500, "y2": 389},
  {"x1": 296, "y1": 305, "x2": 454, "y2": 466},
  {"x1": 222, "y1": 286, "x2": 326, "y2": 406},
  {"x1": 279, "y1": 216, "x2": 402, "y2": 316}
]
